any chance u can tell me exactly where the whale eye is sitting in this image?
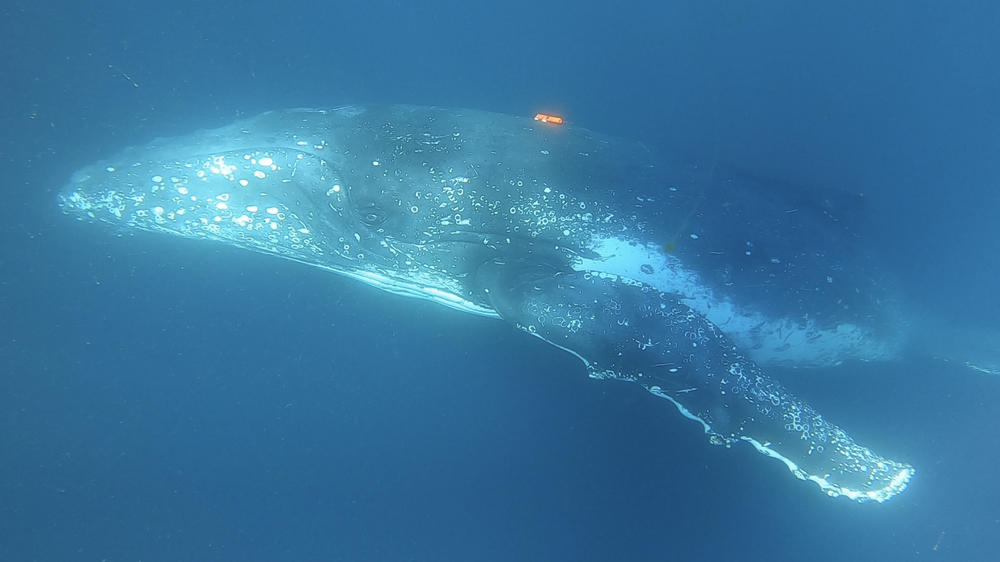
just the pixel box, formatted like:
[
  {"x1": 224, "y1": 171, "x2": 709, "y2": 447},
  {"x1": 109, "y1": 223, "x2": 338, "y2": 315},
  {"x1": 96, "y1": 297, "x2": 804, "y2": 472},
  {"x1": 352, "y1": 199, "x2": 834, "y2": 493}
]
[{"x1": 357, "y1": 202, "x2": 387, "y2": 227}]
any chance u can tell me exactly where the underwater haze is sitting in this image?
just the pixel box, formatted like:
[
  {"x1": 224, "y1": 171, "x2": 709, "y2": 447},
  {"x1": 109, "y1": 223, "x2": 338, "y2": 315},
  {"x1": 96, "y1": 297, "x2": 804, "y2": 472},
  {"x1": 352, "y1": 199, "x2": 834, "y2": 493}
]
[{"x1": 1, "y1": 1, "x2": 998, "y2": 561}]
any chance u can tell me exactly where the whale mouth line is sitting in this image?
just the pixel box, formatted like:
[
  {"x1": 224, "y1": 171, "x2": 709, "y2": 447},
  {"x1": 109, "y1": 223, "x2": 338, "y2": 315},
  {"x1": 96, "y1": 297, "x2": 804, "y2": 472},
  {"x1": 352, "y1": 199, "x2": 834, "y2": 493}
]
[{"x1": 319, "y1": 262, "x2": 500, "y2": 318}]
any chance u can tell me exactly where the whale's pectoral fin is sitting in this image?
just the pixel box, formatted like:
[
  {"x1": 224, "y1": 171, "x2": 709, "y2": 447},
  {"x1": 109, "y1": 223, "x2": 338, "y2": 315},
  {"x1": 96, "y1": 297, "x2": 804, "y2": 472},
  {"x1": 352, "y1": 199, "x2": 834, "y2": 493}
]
[{"x1": 477, "y1": 261, "x2": 913, "y2": 502}]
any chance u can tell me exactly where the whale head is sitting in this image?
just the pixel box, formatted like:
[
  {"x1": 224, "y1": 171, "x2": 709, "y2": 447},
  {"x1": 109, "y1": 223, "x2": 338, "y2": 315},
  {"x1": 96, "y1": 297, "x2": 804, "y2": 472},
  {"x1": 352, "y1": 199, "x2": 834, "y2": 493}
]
[{"x1": 57, "y1": 107, "x2": 505, "y2": 315}]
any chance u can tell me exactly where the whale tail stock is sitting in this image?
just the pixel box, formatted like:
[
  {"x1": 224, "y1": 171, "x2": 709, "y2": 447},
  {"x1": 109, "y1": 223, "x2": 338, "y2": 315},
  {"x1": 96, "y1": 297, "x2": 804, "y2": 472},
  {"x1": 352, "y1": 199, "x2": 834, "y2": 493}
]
[{"x1": 478, "y1": 260, "x2": 914, "y2": 502}]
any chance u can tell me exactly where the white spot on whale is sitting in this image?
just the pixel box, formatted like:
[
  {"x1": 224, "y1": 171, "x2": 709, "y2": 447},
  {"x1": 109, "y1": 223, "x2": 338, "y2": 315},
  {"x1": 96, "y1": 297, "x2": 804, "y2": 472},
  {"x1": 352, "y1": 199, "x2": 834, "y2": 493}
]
[{"x1": 575, "y1": 236, "x2": 896, "y2": 367}]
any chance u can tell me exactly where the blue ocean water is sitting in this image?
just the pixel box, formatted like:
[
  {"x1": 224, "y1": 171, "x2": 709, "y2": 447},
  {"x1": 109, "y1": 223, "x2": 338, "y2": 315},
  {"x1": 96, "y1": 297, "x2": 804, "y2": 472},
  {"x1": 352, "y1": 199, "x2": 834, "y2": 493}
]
[{"x1": 1, "y1": 1, "x2": 998, "y2": 561}]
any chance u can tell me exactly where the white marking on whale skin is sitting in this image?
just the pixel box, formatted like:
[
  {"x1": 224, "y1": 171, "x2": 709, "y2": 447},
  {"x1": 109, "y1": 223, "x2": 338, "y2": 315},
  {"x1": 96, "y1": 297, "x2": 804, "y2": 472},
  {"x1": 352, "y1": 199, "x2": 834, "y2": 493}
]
[
  {"x1": 520, "y1": 329, "x2": 591, "y2": 368},
  {"x1": 740, "y1": 436, "x2": 913, "y2": 503},
  {"x1": 647, "y1": 385, "x2": 712, "y2": 433},
  {"x1": 646, "y1": 385, "x2": 913, "y2": 502},
  {"x1": 965, "y1": 362, "x2": 1000, "y2": 375},
  {"x1": 574, "y1": 236, "x2": 899, "y2": 367}
]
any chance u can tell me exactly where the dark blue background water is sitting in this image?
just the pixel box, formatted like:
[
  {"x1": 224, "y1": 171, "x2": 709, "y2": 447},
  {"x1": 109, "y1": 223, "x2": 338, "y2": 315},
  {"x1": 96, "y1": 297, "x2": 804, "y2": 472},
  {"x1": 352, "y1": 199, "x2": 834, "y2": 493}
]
[{"x1": 2, "y1": 1, "x2": 998, "y2": 560}]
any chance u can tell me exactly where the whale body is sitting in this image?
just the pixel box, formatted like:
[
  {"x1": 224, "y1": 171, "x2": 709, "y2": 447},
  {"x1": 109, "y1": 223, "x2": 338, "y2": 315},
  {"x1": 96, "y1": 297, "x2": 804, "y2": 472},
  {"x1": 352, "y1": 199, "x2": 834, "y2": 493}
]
[{"x1": 59, "y1": 105, "x2": 913, "y2": 502}]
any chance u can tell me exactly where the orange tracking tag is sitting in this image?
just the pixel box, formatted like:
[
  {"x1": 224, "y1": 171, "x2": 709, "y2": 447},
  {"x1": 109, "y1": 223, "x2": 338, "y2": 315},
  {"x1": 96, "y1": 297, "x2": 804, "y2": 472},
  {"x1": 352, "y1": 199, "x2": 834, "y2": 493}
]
[{"x1": 534, "y1": 113, "x2": 564, "y2": 125}]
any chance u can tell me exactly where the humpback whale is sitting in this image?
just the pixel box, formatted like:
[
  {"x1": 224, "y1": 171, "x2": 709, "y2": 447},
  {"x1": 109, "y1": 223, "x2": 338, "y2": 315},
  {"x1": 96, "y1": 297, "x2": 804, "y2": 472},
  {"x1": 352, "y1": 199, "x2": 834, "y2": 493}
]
[{"x1": 58, "y1": 105, "x2": 913, "y2": 502}]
